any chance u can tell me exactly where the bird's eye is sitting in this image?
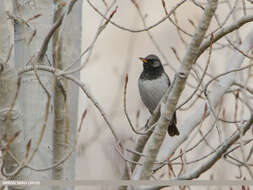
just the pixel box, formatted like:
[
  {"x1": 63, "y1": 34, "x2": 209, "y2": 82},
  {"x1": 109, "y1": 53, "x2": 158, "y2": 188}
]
[{"x1": 152, "y1": 60, "x2": 160, "y2": 67}]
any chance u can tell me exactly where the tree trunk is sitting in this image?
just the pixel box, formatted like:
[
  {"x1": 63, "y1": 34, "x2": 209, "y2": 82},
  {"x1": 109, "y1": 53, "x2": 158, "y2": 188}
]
[
  {"x1": 53, "y1": 0, "x2": 83, "y2": 187},
  {"x1": 0, "y1": 1, "x2": 26, "y2": 189},
  {"x1": 13, "y1": 0, "x2": 55, "y2": 187}
]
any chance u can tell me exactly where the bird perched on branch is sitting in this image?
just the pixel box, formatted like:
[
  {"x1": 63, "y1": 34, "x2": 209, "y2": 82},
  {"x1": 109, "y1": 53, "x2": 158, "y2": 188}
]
[{"x1": 138, "y1": 54, "x2": 179, "y2": 136}]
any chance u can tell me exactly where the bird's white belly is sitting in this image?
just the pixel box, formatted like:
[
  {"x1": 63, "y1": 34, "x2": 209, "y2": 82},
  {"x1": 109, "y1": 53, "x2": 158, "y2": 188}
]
[{"x1": 138, "y1": 74, "x2": 169, "y2": 112}]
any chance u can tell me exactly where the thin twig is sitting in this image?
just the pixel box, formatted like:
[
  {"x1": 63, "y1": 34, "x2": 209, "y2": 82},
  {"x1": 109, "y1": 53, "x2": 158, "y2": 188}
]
[
  {"x1": 204, "y1": 63, "x2": 253, "y2": 96},
  {"x1": 26, "y1": 149, "x2": 73, "y2": 172},
  {"x1": 87, "y1": 0, "x2": 187, "y2": 33},
  {"x1": 198, "y1": 14, "x2": 253, "y2": 59},
  {"x1": 37, "y1": 15, "x2": 64, "y2": 61},
  {"x1": 78, "y1": 109, "x2": 88, "y2": 133},
  {"x1": 3, "y1": 44, "x2": 13, "y2": 65},
  {"x1": 61, "y1": 4, "x2": 118, "y2": 75},
  {"x1": 177, "y1": 33, "x2": 214, "y2": 110},
  {"x1": 130, "y1": 0, "x2": 175, "y2": 70},
  {"x1": 19, "y1": 65, "x2": 123, "y2": 148},
  {"x1": 123, "y1": 74, "x2": 147, "y2": 135}
]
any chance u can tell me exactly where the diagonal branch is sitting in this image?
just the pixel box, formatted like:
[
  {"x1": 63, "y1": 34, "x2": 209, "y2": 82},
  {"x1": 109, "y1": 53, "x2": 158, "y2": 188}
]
[
  {"x1": 132, "y1": 0, "x2": 218, "y2": 180},
  {"x1": 155, "y1": 27, "x2": 253, "y2": 173},
  {"x1": 198, "y1": 14, "x2": 253, "y2": 59},
  {"x1": 37, "y1": 15, "x2": 64, "y2": 62},
  {"x1": 87, "y1": 0, "x2": 186, "y2": 33},
  {"x1": 138, "y1": 115, "x2": 253, "y2": 190},
  {"x1": 19, "y1": 65, "x2": 122, "y2": 147},
  {"x1": 127, "y1": 6, "x2": 253, "y2": 183},
  {"x1": 176, "y1": 115, "x2": 253, "y2": 180}
]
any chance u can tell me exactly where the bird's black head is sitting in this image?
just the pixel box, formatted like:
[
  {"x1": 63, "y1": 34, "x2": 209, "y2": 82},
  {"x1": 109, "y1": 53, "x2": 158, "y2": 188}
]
[{"x1": 139, "y1": 54, "x2": 164, "y2": 79}]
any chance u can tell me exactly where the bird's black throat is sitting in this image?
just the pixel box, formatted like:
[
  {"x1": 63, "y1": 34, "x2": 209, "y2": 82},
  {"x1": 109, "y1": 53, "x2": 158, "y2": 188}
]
[{"x1": 140, "y1": 65, "x2": 164, "y2": 80}]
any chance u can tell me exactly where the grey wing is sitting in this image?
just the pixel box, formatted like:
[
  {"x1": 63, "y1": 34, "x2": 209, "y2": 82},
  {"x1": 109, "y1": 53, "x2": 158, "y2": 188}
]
[{"x1": 138, "y1": 74, "x2": 170, "y2": 113}]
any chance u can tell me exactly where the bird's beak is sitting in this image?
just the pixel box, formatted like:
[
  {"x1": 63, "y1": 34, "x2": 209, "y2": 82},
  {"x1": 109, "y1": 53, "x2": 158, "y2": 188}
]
[{"x1": 139, "y1": 57, "x2": 148, "y2": 63}]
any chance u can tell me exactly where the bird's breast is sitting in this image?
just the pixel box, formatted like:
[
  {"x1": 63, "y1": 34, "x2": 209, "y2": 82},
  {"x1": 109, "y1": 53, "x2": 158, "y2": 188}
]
[{"x1": 138, "y1": 74, "x2": 169, "y2": 112}]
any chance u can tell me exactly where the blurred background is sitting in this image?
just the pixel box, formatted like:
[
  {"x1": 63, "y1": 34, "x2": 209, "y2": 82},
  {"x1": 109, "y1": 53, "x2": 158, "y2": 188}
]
[{"x1": 75, "y1": 0, "x2": 253, "y2": 188}]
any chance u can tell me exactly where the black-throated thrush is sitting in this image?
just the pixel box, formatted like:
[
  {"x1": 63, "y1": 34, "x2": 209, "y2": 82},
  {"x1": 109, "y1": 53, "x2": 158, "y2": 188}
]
[{"x1": 138, "y1": 54, "x2": 179, "y2": 136}]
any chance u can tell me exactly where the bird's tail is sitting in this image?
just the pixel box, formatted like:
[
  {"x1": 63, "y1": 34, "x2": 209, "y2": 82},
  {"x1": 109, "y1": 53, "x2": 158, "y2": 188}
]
[{"x1": 168, "y1": 112, "x2": 179, "y2": 136}]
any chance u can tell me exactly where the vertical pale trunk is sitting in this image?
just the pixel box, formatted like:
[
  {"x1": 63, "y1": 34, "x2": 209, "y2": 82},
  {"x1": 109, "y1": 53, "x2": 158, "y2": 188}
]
[
  {"x1": 53, "y1": 0, "x2": 82, "y2": 186},
  {"x1": 0, "y1": 1, "x2": 27, "y2": 188},
  {"x1": 13, "y1": 0, "x2": 54, "y2": 186}
]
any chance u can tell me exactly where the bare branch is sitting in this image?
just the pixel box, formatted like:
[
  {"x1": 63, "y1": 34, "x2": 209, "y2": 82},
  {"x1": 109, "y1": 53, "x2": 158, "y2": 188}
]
[
  {"x1": 204, "y1": 63, "x2": 253, "y2": 97},
  {"x1": 78, "y1": 109, "x2": 88, "y2": 133},
  {"x1": 37, "y1": 15, "x2": 64, "y2": 61},
  {"x1": 177, "y1": 33, "x2": 214, "y2": 110},
  {"x1": 123, "y1": 74, "x2": 148, "y2": 135},
  {"x1": 62, "y1": 3, "x2": 117, "y2": 74},
  {"x1": 87, "y1": 0, "x2": 187, "y2": 33},
  {"x1": 132, "y1": 0, "x2": 218, "y2": 180},
  {"x1": 199, "y1": 14, "x2": 253, "y2": 58},
  {"x1": 177, "y1": 115, "x2": 253, "y2": 180},
  {"x1": 19, "y1": 65, "x2": 123, "y2": 148},
  {"x1": 155, "y1": 27, "x2": 253, "y2": 179}
]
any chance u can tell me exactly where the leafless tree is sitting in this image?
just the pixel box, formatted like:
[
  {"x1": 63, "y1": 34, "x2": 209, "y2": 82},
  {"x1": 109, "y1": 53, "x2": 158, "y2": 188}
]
[{"x1": 0, "y1": 0, "x2": 82, "y2": 190}]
